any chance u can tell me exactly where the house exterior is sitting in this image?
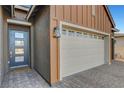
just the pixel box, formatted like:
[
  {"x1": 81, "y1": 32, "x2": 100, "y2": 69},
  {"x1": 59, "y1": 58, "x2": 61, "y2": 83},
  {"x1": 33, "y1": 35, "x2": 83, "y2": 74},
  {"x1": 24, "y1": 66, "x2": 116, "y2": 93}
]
[
  {"x1": 0, "y1": 5, "x2": 117, "y2": 86},
  {"x1": 114, "y1": 33, "x2": 124, "y2": 62}
]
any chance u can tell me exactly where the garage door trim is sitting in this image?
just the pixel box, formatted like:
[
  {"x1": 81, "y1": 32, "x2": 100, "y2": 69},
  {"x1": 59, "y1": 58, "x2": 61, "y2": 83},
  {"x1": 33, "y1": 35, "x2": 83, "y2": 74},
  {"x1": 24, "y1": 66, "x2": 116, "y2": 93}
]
[{"x1": 59, "y1": 21, "x2": 111, "y2": 80}]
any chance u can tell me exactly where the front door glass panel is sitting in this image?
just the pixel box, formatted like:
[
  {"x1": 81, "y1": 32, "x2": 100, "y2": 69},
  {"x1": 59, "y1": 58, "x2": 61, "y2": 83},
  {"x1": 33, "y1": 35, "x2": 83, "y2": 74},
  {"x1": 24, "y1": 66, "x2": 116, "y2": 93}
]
[
  {"x1": 15, "y1": 32, "x2": 24, "y2": 38},
  {"x1": 15, "y1": 48, "x2": 24, "y2": 55},
  {"x1": 15, "y1": 56, "x2": 24, "y2": 62},
  {"x1": 15, "y1": 40, "x2": 24, "y2": 46}
]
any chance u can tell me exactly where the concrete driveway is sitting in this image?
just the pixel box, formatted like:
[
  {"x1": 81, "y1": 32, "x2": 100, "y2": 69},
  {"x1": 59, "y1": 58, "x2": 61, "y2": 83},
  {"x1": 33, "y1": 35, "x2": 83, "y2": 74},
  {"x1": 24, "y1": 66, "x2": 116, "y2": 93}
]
[
  {"x1": 53, "y1": 61, "x2": 124, "y2": 88},
  {"x1": 1, "y1": 61, "x2": 124, "y2": 88}
]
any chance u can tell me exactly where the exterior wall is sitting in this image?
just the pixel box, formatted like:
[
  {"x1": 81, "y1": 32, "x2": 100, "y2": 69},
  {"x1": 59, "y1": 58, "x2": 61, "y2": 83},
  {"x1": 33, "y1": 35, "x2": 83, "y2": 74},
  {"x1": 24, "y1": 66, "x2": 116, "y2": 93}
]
[
  {"x1": 114, "y1": 37, "x2": 124, "y2": 61},
  {"x1": 0, "y1": 6, "x2": 3, "y2": 86},
  {"x1": 2, "y1": 8, "x2": 11, "y2": 78},
  {"x1": 50, "y1": 5, "x2": 113, "y2": 83},
  {"x1": 104, "y1": 36, "x2": 109, "y2": 64},
  {"x1": 14, "y1": 9, "x2": 27, "y2": 21},
  {"x1": 51, "y1": 5, "x2": 112, "y2": 33},
  {"x1": 33, "y1": 6, "x2": 50, "y2": 83},
  {"x1": 0, "y1": 6, "x2": 11, "y2": 86}
]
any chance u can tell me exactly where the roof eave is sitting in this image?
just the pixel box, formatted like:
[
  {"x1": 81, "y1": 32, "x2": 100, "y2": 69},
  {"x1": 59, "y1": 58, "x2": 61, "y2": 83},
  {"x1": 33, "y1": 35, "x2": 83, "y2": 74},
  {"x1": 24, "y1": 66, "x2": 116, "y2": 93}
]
[
  {"x1": 26, "y1": 5, "x2": 116, "y2": 28},
  {"x1": 104, "y1": 5, "x2": 116, "y2": 27},
  {"x1": 14, "y1": 5, "x2": 30, "y2": 12},
  {"x1": 114, "y1": 32, "x2": 124, "y2": 37},
  {"x1": 112, "y1": 28, "x2": 120, "y2": 32}
]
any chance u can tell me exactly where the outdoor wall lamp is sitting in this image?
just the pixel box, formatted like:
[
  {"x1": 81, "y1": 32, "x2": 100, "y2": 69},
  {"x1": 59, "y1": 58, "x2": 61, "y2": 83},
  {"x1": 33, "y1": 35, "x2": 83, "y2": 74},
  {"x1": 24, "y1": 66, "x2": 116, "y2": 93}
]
[{"x1": 53, "y1": 27, "x2": 61, "y2": 38}]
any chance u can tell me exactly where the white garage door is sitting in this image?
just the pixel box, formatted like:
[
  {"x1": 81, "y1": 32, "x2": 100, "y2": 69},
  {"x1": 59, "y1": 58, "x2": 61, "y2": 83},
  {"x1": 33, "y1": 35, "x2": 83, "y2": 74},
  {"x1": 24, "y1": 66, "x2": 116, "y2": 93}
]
[{"x1": 60, "y1": 29, "x2": 105, "y2": 78}]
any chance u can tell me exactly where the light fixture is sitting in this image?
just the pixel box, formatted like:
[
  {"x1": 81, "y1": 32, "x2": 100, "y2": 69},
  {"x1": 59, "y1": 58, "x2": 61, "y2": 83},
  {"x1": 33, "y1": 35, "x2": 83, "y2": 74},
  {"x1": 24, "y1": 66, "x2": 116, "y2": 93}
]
[{"x1": 53, "y1": 27, "x2": 61, "y2": 38}]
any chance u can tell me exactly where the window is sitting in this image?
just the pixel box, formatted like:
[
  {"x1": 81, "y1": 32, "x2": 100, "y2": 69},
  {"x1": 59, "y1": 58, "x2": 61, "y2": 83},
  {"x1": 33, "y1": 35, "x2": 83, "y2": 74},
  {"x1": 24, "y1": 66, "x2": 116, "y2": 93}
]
[
  {"x1": 62, "y1": 29, "x2": 67, "y2": 35},
  {"x1": 15, "y1": 32, "x2": 24, "y2": 38},
  {"x1": 98, "y1": 36, "x2": 102, "y2": 39},
  {"x1": 76, "y1": 32, "x2": 82, "y2": 37},
  {"x1": 68, "y1": 31, "x2": 74, "y2": 36},
  {"x1": 15, "y1": 48, "x2": 24, "y2": 55},
  {"x1": 15, "y1": 56, "x2": 24, "y2": 62},
  {"x1": 94, "y1": 34, "x2": 97, "y2": 39},
  {"x1": 102, "y1": 36, "x2": 104, "y2": 40},
  {"x1": 89, "y1": 33, "x2": 93, "y2": 38},
  {"x1": 92, "y1": 6, "x2": 95, "y2": 16},
  {"x1": 15, "y1": 40, "x2": 24, "y2": 46},
  {"x1": 84, "y1": 32, "x2": 88, "y2": 37}
]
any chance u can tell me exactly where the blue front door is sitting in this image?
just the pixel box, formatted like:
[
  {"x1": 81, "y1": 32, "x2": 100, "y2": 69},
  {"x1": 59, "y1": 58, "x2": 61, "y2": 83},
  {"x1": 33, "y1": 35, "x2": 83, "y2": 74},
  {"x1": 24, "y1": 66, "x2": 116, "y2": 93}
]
[{"x1": 9, "y1": 30, "x2": 29, "y2": 68}]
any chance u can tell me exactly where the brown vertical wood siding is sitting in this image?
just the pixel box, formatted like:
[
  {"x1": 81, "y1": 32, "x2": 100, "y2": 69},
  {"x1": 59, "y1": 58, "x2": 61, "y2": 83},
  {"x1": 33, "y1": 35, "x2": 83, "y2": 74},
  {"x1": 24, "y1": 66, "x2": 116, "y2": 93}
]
[{"x1": 50, "y1": 5, "x2": 113, "y2": 83}]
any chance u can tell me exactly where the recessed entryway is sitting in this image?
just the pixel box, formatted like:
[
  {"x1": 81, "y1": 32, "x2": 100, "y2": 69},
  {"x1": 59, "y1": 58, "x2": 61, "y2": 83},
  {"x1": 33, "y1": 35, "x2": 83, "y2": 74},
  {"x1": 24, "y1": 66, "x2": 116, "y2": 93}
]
[
  {"x1": 9, "y1": 30, "x2": 30, "y2": 68},
  {"x1": 1, "y1": 67, "x2": 50, "y2": 88}
]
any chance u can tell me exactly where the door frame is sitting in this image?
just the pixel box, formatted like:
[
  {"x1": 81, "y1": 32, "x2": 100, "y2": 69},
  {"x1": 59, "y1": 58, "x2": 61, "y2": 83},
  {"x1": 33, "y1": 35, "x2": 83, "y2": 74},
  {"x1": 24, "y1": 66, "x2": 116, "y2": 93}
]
[
  {"x1": 7, "y1": 19, "x2": 33, "y2": 70},
  {"x1": 58, "y1": 21, "x2": 111, "y2": 80}
]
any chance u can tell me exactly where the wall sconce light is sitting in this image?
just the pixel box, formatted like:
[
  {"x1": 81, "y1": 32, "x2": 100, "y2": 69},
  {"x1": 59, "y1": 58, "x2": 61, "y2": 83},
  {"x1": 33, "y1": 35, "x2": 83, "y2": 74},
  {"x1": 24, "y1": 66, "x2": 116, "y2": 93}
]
[{"x1": 53, "y1": 27, "x2": 61, "y2": 38}]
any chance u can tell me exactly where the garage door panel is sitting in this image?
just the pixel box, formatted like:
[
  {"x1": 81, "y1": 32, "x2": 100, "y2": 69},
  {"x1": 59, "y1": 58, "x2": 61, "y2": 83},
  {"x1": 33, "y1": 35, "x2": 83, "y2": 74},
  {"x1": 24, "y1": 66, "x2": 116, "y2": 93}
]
[
  {"x1": 61, "y1": 45, "x2": 104, "y2": 50},
  {"x1": 61, "y1": 48, "x2": 104, "y2": 57},
  {"x1": 61, "y1": 53, "x2": 104, "y2": 59},
  {"x1": 62, "y1": 55, "x2": 104, "y2": 64},
  {"x1": 62, "y1": 62, "x2": 104, "y2": 70},
  {"x1": 61, "y1": 45, "x2": 103, "y2": 49},
  {"x1": 61, "y1": 53, "x2": 104, "y2": 58},
  {"x1": 62, "y1": 60, "x2": 104, "y2": 77},
  {"x1": 61, "y1": 50, "x2": 104, "y2": 59},
  {"x1": 62, "y1": 60, "x2": 104, "y2": 69},
  {"x1": 61, "y1": 40, "x2": 104, "y2": 48}
]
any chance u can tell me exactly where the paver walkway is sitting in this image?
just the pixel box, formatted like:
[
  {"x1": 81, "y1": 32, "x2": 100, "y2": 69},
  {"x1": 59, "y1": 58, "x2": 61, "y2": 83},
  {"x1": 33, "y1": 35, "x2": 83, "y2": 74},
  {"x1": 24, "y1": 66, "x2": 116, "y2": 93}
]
[
  {"x1": 2, "y1": 61, "x2": 124, "y2": 88},
  {"x1": 1, "y1": 67, "x2": 50, "y2": 88}
]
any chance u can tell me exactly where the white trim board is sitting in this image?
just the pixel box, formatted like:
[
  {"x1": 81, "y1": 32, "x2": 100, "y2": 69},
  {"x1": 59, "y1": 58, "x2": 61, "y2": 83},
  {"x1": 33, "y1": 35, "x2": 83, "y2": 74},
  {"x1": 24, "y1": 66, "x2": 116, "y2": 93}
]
[{"x1": 60, "y1": 21, "x2": 110, "y2": 36}]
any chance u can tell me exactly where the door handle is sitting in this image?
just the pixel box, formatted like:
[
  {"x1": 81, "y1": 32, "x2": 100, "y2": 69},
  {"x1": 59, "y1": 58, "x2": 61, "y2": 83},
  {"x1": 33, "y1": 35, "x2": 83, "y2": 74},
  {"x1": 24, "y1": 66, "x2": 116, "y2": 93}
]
[{"x1": 10, "y1": 51, "x2": 12, "y2": 58}]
